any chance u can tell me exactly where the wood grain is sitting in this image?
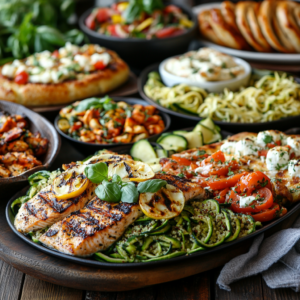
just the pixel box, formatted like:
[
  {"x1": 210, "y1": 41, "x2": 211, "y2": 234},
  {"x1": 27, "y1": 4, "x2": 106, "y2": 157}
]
[
  {"x1": 214, "y1": 269, "x2": 264, "y2": 300},
  {"x1": 20, "y1": 275, "x2": 83, "y2": 300},
  {"x1": 261, "y1": 276, "x2": 300, "y2": 300},
  {"x1": 0, "y1": 260, "x2": 24, "y2": 300}
]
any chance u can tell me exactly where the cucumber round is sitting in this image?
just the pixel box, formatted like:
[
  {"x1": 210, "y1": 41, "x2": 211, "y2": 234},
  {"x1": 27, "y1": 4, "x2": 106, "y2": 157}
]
[
  {"x1": 157, "y1": 134, "x2": 188, "y2": 152},
  {"x1": 130, "y1": 140, "x2": 157, "y2": 162}
]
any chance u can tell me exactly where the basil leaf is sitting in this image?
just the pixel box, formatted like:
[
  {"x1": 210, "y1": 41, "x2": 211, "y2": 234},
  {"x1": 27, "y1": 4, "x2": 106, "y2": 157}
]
[
  {"x1": 121, "y1": 183, "x2": 139, "y2": 203},
  {"x1": 74, "y1": 96, "x2": 113, "y2": 112},
  {"x1": 36, "y1": 26, "x2": 66, "y2": 46},
  {"x1": 142, "y1": 0, "x2": 164, "y2": 14},
  {"x1": 137, "y1": 179, "x2": 167, "y2": 193},
  {"x1": 112, "y1": 174, "x2": 122, "y2": 184},
  {"x1": 95, "y1": 180, "x2": 121, "y2": 203},
  {"x1": 103, "y1": 102, "x2": 118, "y2": 111},
  {"x1": 84, "y1": 162, "x2": 108, "y2": 184}
]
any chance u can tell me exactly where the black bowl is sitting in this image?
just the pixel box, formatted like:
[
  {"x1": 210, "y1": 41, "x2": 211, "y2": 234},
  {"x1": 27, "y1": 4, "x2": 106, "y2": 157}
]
[
  {"x1": 138, "y1": 63, "x2": 300, "y2": 133},
  {"x1": 79, "y1": 3, "x2": 197, "y2": 69},
  {"x1": 55, "y1": 97, "x2": 171, "y2": 156},
  {"x1": 0, "y1": 100, "x2": 61, "y2": 187}
]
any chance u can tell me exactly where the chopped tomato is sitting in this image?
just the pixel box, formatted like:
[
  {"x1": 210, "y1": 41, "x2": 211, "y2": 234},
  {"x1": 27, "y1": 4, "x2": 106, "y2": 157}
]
[
  {"x1": 208, "y1": 172, "x2": 248, "y2": 190},
  {"x1": 216, "y1": 188, "x2": 230, "y2": 204},
  {"x1": 155, "y1": 27, "x2": 180, "y2": 38},
  {"x1": 249, "y1": 204, "x2": 281, "y2": 222},
  {"x1": 239, "y1": 171, "x2": 272, "y2": 195},
  {"x1": 96, "y1": 8, "x2": 111, "y2": 23},
  {"x1": 203, "y1": 150, "x2": 225, "y2": 164},
  {"x1": 164, "y1": 5, "x2": 182, "y2": 14},
  {"x1": 258, "y1": 149, "x2": 268, "y2": 157},
  {"x1": 290, "y1": 152, "x2": 296, "y2": 159},
  {"x1": 14, "y1": 71, "x2": 28, "y2": 84},
  {"x1": 171, "y1": 155, "x2": 192, "y2": 166},
  {"x1": 94, "y1": 61, "x2": 106, "y2": 70},
  {"x1": 107, "y1": 24, "x2": 128, "y2": 37},
  {"x1": 52, "y1": 50, "x2": 59, "y2": 58},
  {"x1": 253, "y1": 188, "x2": 274, "y2": 211},
  {"x1": 209, "y1": 159, "x2": 239, "y2": 177},
  {"x1": 85, "y1": 14, "x2": 96, "y2": 30}
]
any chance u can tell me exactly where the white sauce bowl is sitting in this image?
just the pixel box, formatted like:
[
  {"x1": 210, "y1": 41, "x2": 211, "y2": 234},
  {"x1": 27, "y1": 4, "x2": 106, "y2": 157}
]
[{"x1": 159, "y1": 55, "x2": 251, "y2": 93}]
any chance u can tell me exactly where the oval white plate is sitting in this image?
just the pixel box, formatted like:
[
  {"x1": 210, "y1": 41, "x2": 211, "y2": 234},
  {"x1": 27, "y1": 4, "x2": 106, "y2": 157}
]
[{"x1": 192, "y1": 3, "x2": 300, "y2": 64}]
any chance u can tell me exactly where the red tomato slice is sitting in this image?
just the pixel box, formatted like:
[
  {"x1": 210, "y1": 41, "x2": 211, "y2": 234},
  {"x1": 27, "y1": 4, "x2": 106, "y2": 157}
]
[
  {"x1": 216, "y1": 188, "x2": 230, "y2": 204},
  {"x1": 229, "y1": 190, "x2": 256, "y2": 213},
  {"x1": 52, "y1": 50, "x2": 59, "y2": 58},
  {"x1": 239, "y1": 171, "x2": 272, "y2": 195},
  {"x1": 249, "y1": 204, "x2": 281, "y2": 222},
  {"x1": 164, "y1": 5, "x2": 182, "y2": 14},
  {"x1": 203, "y1": 150, "x2": 225, "y2": 164},
  {"x1": 171, "y1": 155, "x2": 192, "y2": 166},
  {"x1": 96, "y1": 8, "x2": 111, "y2": 23},
  {"x1": 253, "y1": 188, "x2": 274, "y2": 211},
  {"x1": 85, "y1": 14, "x2": 96, "y2": 30},
  {"x1": 258, "y1": 149, "x2": 268, "y2": 157},
  {"x1": 155, "y1": 27, "x2": 180, "y2": 38},
  {"x1": 14, "y1": 71, "x2": 28, "y2": 84},
  {"x1": 94, "y1": 61, "x2": 106, "y2": 70},
  {"x1": 208, "y1": 172, "x2": 248, "y2": 190}
]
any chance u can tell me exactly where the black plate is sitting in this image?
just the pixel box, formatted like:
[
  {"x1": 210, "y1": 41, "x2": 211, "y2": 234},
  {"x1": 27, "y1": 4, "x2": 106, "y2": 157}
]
[
  {"x1": 6, "y1": 128, "x2": 300, "y2": 268},
  {"x1": 78, "y1": 2, "x2": 197, "y2": 69},
  {"x1": 55, "y1": 97, "x2": 171, "y2": 155},
  {"x1": 138, "y1": 63, "x2": 300, "y2": 133}
]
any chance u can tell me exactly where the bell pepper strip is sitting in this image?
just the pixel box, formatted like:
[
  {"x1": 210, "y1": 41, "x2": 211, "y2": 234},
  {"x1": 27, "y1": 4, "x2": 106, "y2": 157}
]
[
  {"x1": 239, "y1": 171, "x2": 272, "y2": 195},
  {"x1": 248, "y1": 204, "x2": 282, "y2": 222},
  {"x1": 208, "y1": 172, "x2": 248, "y2": 190},
  {"x1": 171, "y1": 155, "x2": 193, "y2": 166}
]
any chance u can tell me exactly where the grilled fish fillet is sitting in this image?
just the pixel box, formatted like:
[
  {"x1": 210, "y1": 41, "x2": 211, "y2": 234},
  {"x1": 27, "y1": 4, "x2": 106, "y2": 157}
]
[
  {"x1": 39, "y1": 198, "x2": 143, "y2": 257},
  {"x1": 154, "y1": 173, "x2": 207, "y2": 201},
  {"x1": 14, "y1": 183, "x2": 97, "y2": 234},
  {"x1": 39, "y1": 174, "x2": 206, "y2": 257}
]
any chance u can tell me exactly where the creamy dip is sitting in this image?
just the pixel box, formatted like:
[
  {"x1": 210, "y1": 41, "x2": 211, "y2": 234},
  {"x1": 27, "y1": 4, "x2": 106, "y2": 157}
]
[{"x1": 164, "y1": 48, "x2": 245, "y2": 82}]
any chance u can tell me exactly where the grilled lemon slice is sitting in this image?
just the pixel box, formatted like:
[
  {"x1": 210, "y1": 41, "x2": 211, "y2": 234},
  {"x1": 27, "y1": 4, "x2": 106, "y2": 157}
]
[
  {"x1": 139, "y1": 184, "x2": 185, "y2": 219},
  {"x1": 108, "y1": 161, "x2": 155, "y2": 182},
  {"x1": 52, "y1": 165, "x2": 89, "y2": 200}
]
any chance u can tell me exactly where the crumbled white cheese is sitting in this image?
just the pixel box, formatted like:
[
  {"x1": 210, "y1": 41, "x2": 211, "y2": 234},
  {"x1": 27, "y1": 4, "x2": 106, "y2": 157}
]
[
  {"x1": 266, "y1": 146, "x2": 289, "y2": 171},
  {"x1": 287, "y1": 137, "x2": 300, "y2": 157},
  {"x1": 239, "y1": 195, "x2": 256, "y2": 208},
  {"x1": 256, "y1": 130, "x2": 286, "y2": 147},
  {"x1": 235, "y1": 138, "x2": 260, "y2": 156},
  {"x1": 90, "y1": 53, "x2": 111, "y2": 65},
  {"x1": 220, "y1": 141, "x2": 236, "y2": 154},
  {"x1": 288, "y1": 160, "x2": 300, "y2": 178},
  {"x1": 1, "y1": 64, "x2": 17, "y2": 78}
]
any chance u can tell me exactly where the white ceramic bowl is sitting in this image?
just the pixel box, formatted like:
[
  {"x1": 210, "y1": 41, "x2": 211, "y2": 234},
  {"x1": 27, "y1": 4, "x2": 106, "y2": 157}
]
[{"x1": 159, "y1": 55, "x2": 251, "y2": 93}]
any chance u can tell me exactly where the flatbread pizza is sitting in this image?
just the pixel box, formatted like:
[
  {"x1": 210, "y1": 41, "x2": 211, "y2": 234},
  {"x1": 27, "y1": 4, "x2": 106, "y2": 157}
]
[{"x1": 0, "y1": 43, "x2": 129, "y2": 107}]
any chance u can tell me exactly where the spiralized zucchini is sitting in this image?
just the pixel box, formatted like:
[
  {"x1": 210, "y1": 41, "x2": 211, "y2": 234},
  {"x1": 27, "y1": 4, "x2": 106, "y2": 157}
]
[{"x1": 144, "y1": 72, "x2": 300, "y2": 123}]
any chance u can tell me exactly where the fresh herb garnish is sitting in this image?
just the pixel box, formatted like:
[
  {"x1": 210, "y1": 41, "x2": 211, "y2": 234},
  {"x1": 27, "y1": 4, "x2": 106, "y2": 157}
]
[
  {"x1": 84, "y1": 162, "x2": 108, "y2": 184},
  {"x1": 137, "y1": 179, "x2": 167, "y2": 193},
  {"x1": 95, "y1": 180, "x2": 122, "y2": 203}
]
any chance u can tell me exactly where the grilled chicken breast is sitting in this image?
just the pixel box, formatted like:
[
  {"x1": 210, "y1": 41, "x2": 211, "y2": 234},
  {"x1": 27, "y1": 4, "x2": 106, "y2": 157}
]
[
  {"x1": 154, "y1": 173, "x2": 207, "y2": 201},
  {"x1": 39, "y1": 198, "x2": 143, "y2": 257},
  {"x1": 14, "y1": 183, "x2": 97, "y2": 234}
]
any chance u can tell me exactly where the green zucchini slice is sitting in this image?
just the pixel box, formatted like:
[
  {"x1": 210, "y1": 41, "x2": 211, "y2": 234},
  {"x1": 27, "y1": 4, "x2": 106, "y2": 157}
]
[
  {"x1": 141, "y1": 251, "x2": 186, "y2": 262},
  {"x1": 192, "y1": 199, "x2": 220, "y2": 217},
  {"x1": 94, "y1": 252, "x2": 126, "y2": 263},
  {"x1": 157, "y1": 235, "x2": 181, "y2": 249},
  {"x1": 238, "y1": 214, "x2": 256, "y2": 238},
  {"x1": 130, "y1": 140, "x2": 157, "y2": 162},
  {"x1": 173, "y1": 103, "x2": 199, "y2": 115},
  {"x1": 224, "y1": 209, "x2": 241, "y2": 243}
]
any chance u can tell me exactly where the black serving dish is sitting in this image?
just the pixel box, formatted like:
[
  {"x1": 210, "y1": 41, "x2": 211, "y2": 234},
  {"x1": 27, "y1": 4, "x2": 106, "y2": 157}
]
[
  {"x1": 54, "y1": 97, "x2": 171, "y2": 155},
  {"x1": 138, "y1": 63, "x2": 300, "y2": 133},
  {"x1": 79, "y1": 2, "x2": 197, "y2": 69}
]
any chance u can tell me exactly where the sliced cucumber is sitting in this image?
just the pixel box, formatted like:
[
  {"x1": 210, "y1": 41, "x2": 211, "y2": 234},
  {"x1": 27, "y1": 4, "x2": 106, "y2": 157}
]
[
  {"x1": 173, "y1": 130, "x2": 189, "y2": 135},
  {"x1": 173, "y1": 131, "x2": 203, "y2": 149},
  {"x1": 130, "y1": 140, "x2": 157, "y2": 162},
  {"x1": 156, "y1": 148, "x2": 168, "y2": 158},
  {"x1": 194, "y1": 123, "x2": 221, "y2": 144},
  {"x1": 157, "y1": 134, "x2": 188, "y2": 152},
  {"x1": 200, "y1": 117, "x2": 215, "y2": 131},
  {"x1": 173, "y1": 103, "x2": 198, "y2": 115}
]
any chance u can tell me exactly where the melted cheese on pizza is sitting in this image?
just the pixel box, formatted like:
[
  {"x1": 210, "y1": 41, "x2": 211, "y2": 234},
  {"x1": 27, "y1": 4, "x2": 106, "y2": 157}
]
[{"x1": 1, "y1": 43, "x2": 111, "y2": 84}]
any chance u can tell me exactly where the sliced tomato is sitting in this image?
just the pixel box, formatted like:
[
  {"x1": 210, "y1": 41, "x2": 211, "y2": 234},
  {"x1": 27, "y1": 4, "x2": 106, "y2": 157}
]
[
  {"x1": 216, "y1": 188, "x2": 230, "y2": 204},
  {"x1": 208, "y1": 172, "x2": 248, "y2": 190},
  {"x1": 203, "y1": 150, "x2": 225, "y2": 164},
  {"x1": 253, "y1": 188, "x2": 274, "y2": 211},
  {"x1": 171, "y1": 155, "x2": 192, "y2": 166},
  {"x1": 229, "y1": 190, "x2": 256, "y2": 213},
  {"x1": 290, "y1": 152, "x2": 296, "y2": 159},
  {"x1": 164, "y1": 5, "x2": 182, "y2": 14},
  {"x1": 52, "y1": 50, "x2": 59, "y2": 58},
  {"x1": 85, "y1": 14, "x2": 96, "y2": 30},
  {"x1": 155, "y1": 27, "x2": 180, "y2": 38},
  {"x1": 249, "y1": 204, "x2": 281, "y2": 222},
  {"x1": 96, "y1": 8, "x2": 111, "y2": 23},
  {"x1": 94, "y1": 61, "x2": 106, "y2": 70},
  {"x1": 258, "y1": 149, "x2": 268, "y2": 157},
  {"x1": 239, "y1": 171, "x2": 272, "y2": 195},
  {"x1": 14, "y1": 71, "x2": 28, "y2": 84}
]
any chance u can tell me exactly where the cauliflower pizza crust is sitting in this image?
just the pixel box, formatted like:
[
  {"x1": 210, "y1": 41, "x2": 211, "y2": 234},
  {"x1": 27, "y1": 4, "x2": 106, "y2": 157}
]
[{"x1": 0, "y1": 44, "x2": 129, "y2": 107}]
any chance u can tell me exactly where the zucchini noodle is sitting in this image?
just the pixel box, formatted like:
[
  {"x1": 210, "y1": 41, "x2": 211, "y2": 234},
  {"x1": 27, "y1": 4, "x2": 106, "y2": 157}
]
[{"x1": 144, "y1": 72, "x2": 300, "y2": 123}]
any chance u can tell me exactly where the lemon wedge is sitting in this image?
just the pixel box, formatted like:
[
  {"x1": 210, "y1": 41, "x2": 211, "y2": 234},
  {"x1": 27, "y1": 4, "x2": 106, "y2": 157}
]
[
  {"x1": 139, "y1": 184, "x2": 185, "y2": 219},
  {"x1": 108, "y1": 161, "x2": 155, "y2": 182},
  {"x1": 52, "y1": 165, "x2": 89, "y2": 200}
]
